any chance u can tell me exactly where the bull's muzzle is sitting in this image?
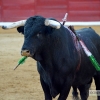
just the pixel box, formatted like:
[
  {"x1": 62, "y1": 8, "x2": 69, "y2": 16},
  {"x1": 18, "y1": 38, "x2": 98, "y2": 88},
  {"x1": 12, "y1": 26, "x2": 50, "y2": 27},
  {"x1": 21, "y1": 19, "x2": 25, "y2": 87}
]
[{"x1": 21, "y1": 50, "x2": 31, "y2": 57}]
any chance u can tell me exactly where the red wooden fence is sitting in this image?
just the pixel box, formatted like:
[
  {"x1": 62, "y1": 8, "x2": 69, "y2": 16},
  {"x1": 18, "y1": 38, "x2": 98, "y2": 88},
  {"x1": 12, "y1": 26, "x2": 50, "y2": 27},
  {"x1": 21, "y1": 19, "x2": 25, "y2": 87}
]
[{"x1": 0, "y1": 0, "x2": 100, "y2": 22}]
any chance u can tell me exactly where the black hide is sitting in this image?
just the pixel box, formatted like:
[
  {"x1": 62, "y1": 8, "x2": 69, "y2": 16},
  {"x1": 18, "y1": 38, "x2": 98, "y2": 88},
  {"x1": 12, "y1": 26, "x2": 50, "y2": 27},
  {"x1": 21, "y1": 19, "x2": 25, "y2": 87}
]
[{"x1": 17, "y1": 16, "x2": 100, "y2": 100}]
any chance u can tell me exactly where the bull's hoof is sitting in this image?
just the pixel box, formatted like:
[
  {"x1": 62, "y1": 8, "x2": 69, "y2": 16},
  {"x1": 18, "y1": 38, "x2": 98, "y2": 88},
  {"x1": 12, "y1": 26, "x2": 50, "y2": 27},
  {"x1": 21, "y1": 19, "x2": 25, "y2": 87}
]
[
  {"x1": 2, "y1": 26, "x2": 7, "y2": 29},
  {"x1": 72, "y1": 96, "x2": 80, "y2": 100}
]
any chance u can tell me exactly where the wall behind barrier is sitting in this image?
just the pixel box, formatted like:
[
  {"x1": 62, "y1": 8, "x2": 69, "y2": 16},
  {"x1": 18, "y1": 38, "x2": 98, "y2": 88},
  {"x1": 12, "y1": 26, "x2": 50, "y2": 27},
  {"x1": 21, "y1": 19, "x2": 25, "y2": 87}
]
[{"x1": 0, "y1": 0, "x2": 100, "y2": 22}]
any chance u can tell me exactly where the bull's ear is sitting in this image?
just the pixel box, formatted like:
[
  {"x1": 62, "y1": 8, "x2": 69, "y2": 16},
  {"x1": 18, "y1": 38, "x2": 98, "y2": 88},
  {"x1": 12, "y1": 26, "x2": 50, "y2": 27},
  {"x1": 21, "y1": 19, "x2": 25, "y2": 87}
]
[{"x1": 17, "y1": 26, "x2": 24, "y2": 35}]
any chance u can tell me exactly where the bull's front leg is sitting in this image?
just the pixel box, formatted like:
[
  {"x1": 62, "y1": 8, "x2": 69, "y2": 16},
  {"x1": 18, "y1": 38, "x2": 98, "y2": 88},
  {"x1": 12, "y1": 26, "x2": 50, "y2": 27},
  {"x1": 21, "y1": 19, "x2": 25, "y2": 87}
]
[
  {"x1": 40, "y1": 76, "x2": 52, "y2": 100},
  {"x1": 58, "y1": 74, "x2": 74, "y2": 100}
]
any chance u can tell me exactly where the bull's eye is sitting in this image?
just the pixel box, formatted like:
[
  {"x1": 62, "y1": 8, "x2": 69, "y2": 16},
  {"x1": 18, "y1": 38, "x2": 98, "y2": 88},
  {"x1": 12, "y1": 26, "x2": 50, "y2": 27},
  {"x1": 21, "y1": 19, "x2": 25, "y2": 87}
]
[{"x1": 37, "y1": 33, "x2": 40, "y2": 37}]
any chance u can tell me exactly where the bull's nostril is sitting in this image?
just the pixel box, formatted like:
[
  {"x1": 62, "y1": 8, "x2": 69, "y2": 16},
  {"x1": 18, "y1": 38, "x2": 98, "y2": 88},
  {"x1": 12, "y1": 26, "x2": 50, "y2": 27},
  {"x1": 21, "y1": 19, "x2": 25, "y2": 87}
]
[
  {"x1": 21, "y1": 50, "x2": 30, "y2": 56},
  {"x1": 26, "y1": 50, "x2": 30, "y2": 53}
]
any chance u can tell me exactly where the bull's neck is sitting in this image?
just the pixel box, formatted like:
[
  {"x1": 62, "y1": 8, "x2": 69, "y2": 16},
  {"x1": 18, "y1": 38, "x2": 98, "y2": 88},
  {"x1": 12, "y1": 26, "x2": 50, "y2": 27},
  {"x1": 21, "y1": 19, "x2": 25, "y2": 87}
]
[{"x1": 41, "y1": 26, "x2": 80, "y2": 66}]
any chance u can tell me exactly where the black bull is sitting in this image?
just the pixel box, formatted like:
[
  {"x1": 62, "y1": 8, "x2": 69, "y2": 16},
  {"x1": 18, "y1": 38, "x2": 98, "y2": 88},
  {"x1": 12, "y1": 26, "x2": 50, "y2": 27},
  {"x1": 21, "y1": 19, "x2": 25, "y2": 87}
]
[{"x1": 17, "y1": 16, "x2": 100, "y2": 100}]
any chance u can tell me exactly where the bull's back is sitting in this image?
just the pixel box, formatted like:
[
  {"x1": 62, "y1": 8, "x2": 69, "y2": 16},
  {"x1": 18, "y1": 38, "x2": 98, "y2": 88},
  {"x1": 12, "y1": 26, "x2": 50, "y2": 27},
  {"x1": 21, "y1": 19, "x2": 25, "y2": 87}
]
[
  {"x1": 76, "y1": 27, "x2": 100, "y2": 41},
  {"x1": 74, "y1": 28, "x2": 100, "y2": 85},
  {"x1": 76, "y1": 27, "x2": 100, "y2": 63},
  {"x1": 76, "y1": 28, "x2": 100, "y2": 55},
  {"x1": 76, "y1": 28, "x2": 100, "y2": 43}
]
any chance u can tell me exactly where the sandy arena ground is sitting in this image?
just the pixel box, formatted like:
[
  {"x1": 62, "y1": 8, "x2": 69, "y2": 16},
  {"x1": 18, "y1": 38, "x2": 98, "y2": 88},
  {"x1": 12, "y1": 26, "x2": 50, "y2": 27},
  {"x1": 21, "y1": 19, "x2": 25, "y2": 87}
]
[{"x1": 0, "y1": 26, "x2": 100, "y2": 100}]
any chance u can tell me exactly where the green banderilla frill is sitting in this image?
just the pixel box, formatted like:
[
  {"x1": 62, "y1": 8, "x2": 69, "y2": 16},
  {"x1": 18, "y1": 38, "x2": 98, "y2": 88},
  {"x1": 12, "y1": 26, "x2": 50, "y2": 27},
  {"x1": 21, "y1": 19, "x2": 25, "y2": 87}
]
[
  {"x1": 89, "y1": 55, "x2": 100, "y2": 71},
  {"x1": 14, "y1": 56, "x2": 27, "y2": 70}
]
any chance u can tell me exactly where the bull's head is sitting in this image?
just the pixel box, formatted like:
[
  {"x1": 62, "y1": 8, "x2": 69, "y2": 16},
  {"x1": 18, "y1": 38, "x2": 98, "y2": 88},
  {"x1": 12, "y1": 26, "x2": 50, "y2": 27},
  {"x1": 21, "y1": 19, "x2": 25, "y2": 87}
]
[
  {"x1": 3, "y1": 16, "x2": 61, "y2": 61},
  {"x1": 21, "y1": 16, "x2": 61, "y2": 61}
]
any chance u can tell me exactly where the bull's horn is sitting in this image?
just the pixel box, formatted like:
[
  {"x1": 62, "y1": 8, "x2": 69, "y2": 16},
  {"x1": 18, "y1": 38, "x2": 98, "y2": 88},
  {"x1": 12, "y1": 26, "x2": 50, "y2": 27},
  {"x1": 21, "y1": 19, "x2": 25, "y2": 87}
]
[
  {"x1": 45, "y1": 19, "x2": 61, "y2": 29},
  {"x1": 2, "y1": 20, "x2": 26, "y2": 29}
]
